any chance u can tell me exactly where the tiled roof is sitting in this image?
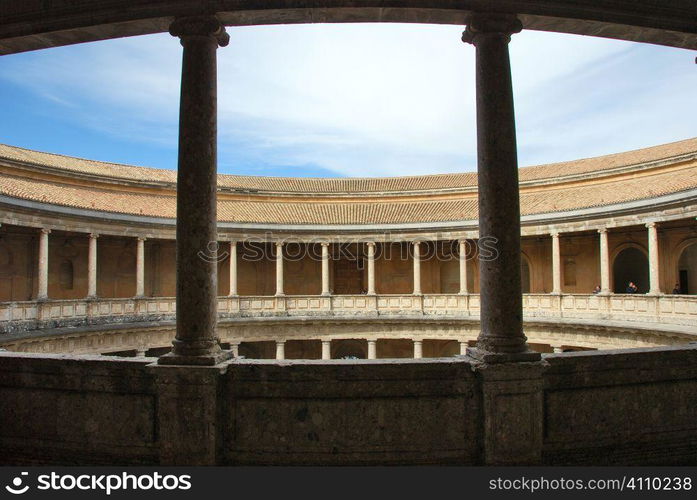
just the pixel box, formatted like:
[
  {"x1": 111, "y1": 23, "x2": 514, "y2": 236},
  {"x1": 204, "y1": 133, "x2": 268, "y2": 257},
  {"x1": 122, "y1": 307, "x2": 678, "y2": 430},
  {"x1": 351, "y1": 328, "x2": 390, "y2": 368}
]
[
  {"x1": 1, "y1": 156, "x2": 696, "y2": 224},
  {"x1": 1, "y1": 137, "x2": 696, "y2": 194}
]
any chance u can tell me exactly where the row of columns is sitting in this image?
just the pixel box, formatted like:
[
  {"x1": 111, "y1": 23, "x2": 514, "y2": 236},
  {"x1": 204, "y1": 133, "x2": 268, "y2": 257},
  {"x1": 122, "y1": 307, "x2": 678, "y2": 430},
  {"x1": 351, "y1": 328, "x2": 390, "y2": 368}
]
[
  {"x1": 550, "y1": 223, "x2": 661, "y2": 295},
  {"x1": 30, "y1": 223, "x2": 664, "y2": 300},
  {"x1": 269, "y1": 339, "x2": 468, "y2": 360},
  {"x1": 35, "y1": 230, "x2": 146, "y2": 300}
]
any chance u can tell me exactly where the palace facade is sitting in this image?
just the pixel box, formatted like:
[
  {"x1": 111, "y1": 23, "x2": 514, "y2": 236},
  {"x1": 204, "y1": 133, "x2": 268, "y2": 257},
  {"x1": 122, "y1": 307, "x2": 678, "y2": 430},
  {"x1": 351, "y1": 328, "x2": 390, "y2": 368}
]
[{"x1": 1, "y1": 138, "x2": 696, "y2": 357}]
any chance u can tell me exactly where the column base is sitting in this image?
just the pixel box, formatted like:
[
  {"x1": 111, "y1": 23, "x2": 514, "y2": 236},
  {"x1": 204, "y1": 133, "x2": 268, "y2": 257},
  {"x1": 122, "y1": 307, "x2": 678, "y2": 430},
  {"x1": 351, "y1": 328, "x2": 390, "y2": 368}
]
[
  {"x1": 467, "y1": 347, "x2": 541, "y2": 364},
  {"x1": 467, "y1": 355, "x2": 547, "y2": 465},
  {"x1": 158, "y1": 349, "x2": 233, "y2": 366}
]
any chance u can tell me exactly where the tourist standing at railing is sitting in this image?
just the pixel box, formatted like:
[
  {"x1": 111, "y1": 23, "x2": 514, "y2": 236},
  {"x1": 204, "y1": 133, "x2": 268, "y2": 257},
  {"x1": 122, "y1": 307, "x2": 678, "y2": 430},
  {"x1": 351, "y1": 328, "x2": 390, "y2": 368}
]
[
  {"x1": 592, "y1": 285, "x2": 601, "y2": 294},
  {"x1": 626, "y1": 282, "x2": 638, "y2": 294},
  {"x1": 672, "y1": 283, "x2": 681, "y2": 294}
]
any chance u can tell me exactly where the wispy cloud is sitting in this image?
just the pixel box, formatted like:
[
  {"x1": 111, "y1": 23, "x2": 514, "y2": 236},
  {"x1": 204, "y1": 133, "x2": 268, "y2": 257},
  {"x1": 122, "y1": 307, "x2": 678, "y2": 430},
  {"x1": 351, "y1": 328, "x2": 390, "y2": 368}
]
[{"x1": 0, "y1": 24, "x2": 694, "y2": 177}]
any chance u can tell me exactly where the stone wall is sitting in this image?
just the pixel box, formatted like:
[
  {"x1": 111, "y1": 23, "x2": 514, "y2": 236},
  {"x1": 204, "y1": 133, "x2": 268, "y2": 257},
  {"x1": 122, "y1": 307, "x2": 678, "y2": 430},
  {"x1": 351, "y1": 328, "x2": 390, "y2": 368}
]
[{"x1": 2, "y1": 346, "x2": 697, "y2": 465}]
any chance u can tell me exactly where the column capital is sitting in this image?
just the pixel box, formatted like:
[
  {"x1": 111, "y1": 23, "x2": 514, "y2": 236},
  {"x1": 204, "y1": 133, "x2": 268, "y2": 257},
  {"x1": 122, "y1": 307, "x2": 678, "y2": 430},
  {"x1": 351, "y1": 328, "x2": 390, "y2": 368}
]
[
  {"x1": 461, "y1": 12, "x2": 522, "y2": 45},
  {"x1": 412, "y1": 240, "x2": 422, "y2": 247},
  {"x1": 169, "y1": 15, "x2": 229, "y2": 47},
  {"x1": 458, "y1": 238, "x2": 468, "y2": 245},
  {"x1": 40, "y1": 228, "x2": 51, "y2": 235},
  {"x1": 229, "y1": 240, "x2": 237, "y2": 247},
  {"x1": 550, "y1": 231, "x2": 560, "y2": 238},
  {"x1": 366, "y1": 241, "x2": 376, "y2": 248},
  {"x1": 137, "y1": 236, "x2": 147, "y2": 242},
  {"x1": 645, "y1": 221, "x2": 657, "y2": 229},
  {"x1": 320, "y1": 242, "x2": 330, "y2": 248},
  {"x1": 597, "y1": 227, "x2": 608, "y2": 234},
  {"x1": 275, "y1": 241, "x2": 285, "y2": 247},
  {"x1": 89, "y1": 232, "x2": 99, "y2": 239}
]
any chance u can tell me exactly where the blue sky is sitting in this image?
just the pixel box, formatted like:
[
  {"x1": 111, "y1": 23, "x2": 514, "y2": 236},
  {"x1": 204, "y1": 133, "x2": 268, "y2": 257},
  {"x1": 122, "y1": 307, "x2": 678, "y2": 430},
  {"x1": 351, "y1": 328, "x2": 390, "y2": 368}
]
[{"x1": 0, "y1": 23, "x2": 695, "y2": 178}]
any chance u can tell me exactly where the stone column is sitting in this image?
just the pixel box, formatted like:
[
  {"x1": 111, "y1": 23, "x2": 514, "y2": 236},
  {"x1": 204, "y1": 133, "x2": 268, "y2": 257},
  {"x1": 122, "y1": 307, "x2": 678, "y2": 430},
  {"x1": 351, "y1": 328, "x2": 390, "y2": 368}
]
[
  {"x1": 647, "y1": 222, "x2": 661, "y2": 294},
  {"x1": 412, "y1": 241, "x2": 422, "y2": 295},
  {"x1": 321, "y1": 340, "x2": 331, "y2": 360},
  {"x1": 275, "y1": 241, "x2": 284, "y2": 296},
  {"x1": 413, "y1": 340, "x2": 423, "y2": 359},
  {"x1": 367, "y1": 242, "x2": 376, "y2": 295},
  {"x1": 367, "y1": 340, "x2": 377, "y2": 360},
  {"x1": 275, "y1": 340, "x2": 285, "y2": 360},
  {"x1": 231, "y1": 342, "x2": 239, "y2": 358},
  {"x1": 37, "y1": 228, "x2": 50, "y2": 300},
  {"x1": 135, "y1": 237, "x2": 146, "y2": 297},
  {"x1": 551, "y1": 231, "x2": 561, "y2": 294},
  {"x1": 228, "y1": 241, "x2": 238, "y2": 296},
  {"x1": 459, "y1": 341, "x2": 468, "y2": 355},
  {"x1": 321, "y1": 242, "x2": 330, "y2": 295},
  {"x1": 462, "y1": 13, "x2": 536, "y2": 362},
  {"x1": 159, "y1": 15, "x2": 231, "y2": 366},
  {"x1": 87, "y1": 233, "x2": 98, "y2": 298},
  {"x1": 598, "y1": 228, "x2": 611, "y2": 294},
  {"x1": 459, "y1": 239, "x2": 469, "y2": 294}
]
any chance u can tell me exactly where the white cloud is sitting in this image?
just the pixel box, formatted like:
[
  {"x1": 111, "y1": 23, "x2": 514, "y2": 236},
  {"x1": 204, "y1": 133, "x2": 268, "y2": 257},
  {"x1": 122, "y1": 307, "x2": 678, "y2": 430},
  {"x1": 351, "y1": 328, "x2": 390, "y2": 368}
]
[{"x1": 0, "y1": 23, "x2": 694, "y2": 177}]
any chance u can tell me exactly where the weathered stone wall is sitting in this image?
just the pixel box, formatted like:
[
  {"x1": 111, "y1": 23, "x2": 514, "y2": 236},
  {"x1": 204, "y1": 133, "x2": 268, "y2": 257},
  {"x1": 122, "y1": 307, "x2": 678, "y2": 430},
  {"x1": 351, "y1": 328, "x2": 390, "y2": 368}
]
[
  {"x1": 2, "y1": 346, "x2": 697, "y2": 465},
  {"x1": 543, "y1": 345, "x2": 697, "y2": 465},
  {"x1": 0, "y1": 353, "x2": 158, "y2": 465}
]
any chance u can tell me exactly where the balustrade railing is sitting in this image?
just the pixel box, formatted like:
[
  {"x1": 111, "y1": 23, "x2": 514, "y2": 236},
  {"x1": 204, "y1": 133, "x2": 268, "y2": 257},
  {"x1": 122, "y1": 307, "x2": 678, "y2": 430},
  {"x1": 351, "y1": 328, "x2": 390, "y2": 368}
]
[{"x1": 1, "y1": 293, "x2": 696, "y2": 334}]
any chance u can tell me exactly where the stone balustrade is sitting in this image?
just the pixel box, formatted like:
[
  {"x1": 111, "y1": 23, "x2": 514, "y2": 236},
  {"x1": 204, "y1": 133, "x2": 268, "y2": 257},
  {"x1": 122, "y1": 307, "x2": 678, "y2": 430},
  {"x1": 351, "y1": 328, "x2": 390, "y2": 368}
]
[{"x1": 2, "y1": 293, "x2": 695, "y2": 335}]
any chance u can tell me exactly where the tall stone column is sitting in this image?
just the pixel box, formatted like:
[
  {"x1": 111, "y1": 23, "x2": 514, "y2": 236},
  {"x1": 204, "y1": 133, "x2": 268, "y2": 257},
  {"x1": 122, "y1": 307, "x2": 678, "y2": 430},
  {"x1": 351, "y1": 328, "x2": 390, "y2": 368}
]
[
  {"x1": 135, "y1": 237, "x2": 146, "y2": 297},
  {"x1": 366, "y1": 242, "x2": 376, "y2": 295},
  {"x1": 159, "y1": 15, "x2": 231, "y2": 366},
  {"x1": 321, "y1": 242, "x2": 330, "y2": 295},
  {"x1": 321, "y1": 340, "x2": 331, "y2": 360},
  {"x1": 647, "y1": 222, "x2": 661, "y2": 294},
  {"x1": 228, "y1": 241, "x2": 238, "y2": 296},
  {"x1": 275, "y1": 340, "x2": 285, "y2": 360},
  {"x1": 462, "y1": 13, "x2": 536, "y2": 362},
  {"x1": 413, "y1": 340, "x2": 423, "y2": 359},
  {"x1": 275, "y1": 241, "x2": 284, "y2": 296},
  {"x1": 87, "y1": 233, "x2": 99, "y2": 298},
  {"x1": 412, "y1": 241, "x2": 422, "y2": 295},
  {"x1": 598, "y1": 228, "x2": 611, "y2": 294},
  {"x1": 551, "y1": 232, "x2": 561, "y2": 294},
  {"x1": 462, "y1": 15, "x2": 544, "y2": 466},
  {"x1": 459, "y1": 239, "x2": 469, "y2": 294},
  {"x1": 367, "y1": 340, "x2": 377, "y2": 360},
  {"x1": 37, "y1": 228, "x2": 50, "y2": 300}
]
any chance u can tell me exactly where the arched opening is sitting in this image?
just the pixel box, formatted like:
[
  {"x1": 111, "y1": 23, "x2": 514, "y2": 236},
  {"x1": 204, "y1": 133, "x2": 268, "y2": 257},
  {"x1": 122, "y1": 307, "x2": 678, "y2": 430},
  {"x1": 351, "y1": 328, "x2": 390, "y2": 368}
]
[
  {"x1": 613, "y1": 247, "x2": 649, "y2": 293},
  {"x1": 677, "y1": 242, "x2": 697, "y2": 294},
  {"x1": 521, "y1": 256, "x2": 531, "y2": 293}
]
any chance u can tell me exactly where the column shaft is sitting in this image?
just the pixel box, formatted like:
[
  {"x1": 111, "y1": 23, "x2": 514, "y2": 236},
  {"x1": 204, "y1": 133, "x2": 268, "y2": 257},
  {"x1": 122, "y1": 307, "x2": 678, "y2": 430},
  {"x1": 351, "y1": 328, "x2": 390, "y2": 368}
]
[
  {"x1": 321, "y1": 340, "x2": 331, "y2": 360},
  {"x1": 551, "y1": 232, "x2": 561, "y2": 294},
  {"x1": 275, "y1": 341, "x2": 285, "y2": 360},
  {"x1": 462, "y1": 14, "x2": 534, "y2": 360},
  {"x1": 413, "y1": 241, "x2": 422, "y2": 295},
  {"x1": 647, "y1": 222, "x2": 661, "y2": 294},
  {"x1": 413, "y1": 340, "x2": 423, "y2": 359},
  {"x1": 37, "y1": 228, "x2": 50, "y2": 300},
  {"x1": 160, "y1": 15, "x2": 230, "y2": 364},
  {"x1": 367, "y1": 243, "x2": 376, "y2": 295},
  {"x1": 321, "y1": 243, "x2": 330, "y2": 295},
  {"x1": 275, "y1": 242, "x2": 284, "y2": 296},
  {"x1": 367, "y1": 340, "x2": 377, "y2": 360},
  {"x1": 87, "y1": 233, "x2": 98, "y2": 298},
  {"x1": 599, "y1": 228, "x2": 610, "y2": 294},
  {"x1": 136, "y1": 237, "x2": 146, "y2": 297},
  {"x1": 228, "y1": 241, "x2": 238, "y2": 296},
  {"x1": 459, "y1": 239, "x2": 468, "y2": 294}
]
